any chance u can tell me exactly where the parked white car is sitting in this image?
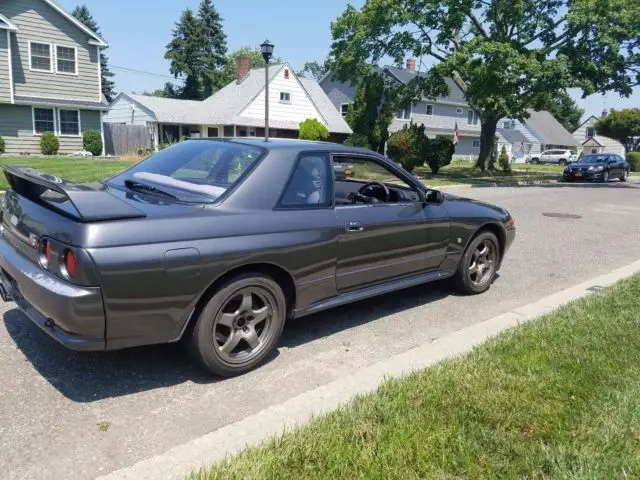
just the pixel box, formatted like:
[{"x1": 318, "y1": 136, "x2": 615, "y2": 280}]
[{"x1": 530, "y1": 149, "x2": 577, "y2": 165}]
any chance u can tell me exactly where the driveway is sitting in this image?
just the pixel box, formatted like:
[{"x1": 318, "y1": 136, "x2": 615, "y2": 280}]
[{"x1": 2, "y1": 181, "x2": 640, "y2": 480}]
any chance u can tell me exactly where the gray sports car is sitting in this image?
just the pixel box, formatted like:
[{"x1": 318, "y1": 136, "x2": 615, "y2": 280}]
[{"x1": 0, "y1": 139, "x2": 515, "y2": 376}]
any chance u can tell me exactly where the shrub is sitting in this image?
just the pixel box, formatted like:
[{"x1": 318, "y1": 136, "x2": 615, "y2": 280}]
[
  {"x1": 627, "y1": 152, "x2": 640, "y2": 172},
  {"x1": 83, "y1": 130, "x2": 103, "y2": 156},
  {"x1": 426, "y1": 135, "x2": 455, "y2": 174},
  {"x1": 159, "y1": 143, "x2": 171, "y2": 151},
  {"x1": 0, "y1": 136, "x2": 5, "y2": 154},
  {"x1": 498, "y1": 145, "x2": 511, "y2": 172},
  {"x1": 387, "y1": 125, "x2": 422, "y2": 172},
  {"x1": 40, "y1": 132, "x2": 59, "y2": 155},
  {"x1": 298, "y1": 118, "x2": 330, "y2": 141},
  {"x1": 344, "y1": 133, "x2": 370, "y2": 149}
]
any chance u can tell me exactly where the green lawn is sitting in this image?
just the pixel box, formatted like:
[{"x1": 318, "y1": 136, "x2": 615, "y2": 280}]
[
  {"x1": 0, "y1": 157, "x2": 136, "y2": 191},
  {"x1": 414, "y1": 160, "x2": 561, "y2": 186},
  {"x1": 190, "y1": 274, "x2": 640, "y2": 479}
]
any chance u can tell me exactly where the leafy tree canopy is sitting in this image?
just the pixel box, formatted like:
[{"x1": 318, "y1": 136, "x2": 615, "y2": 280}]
[
  {"x1": 71, "y1": 5, "x2": 116, "y2": 102},
  {"x1": 534, "y1": 90, "x2": 585, "y2": 133},
  {"x1": 595, "y1": 108, "x2": 640, "y2": 152},
  {"x1": 298, "y1": 60, "x2": 330, "y2": 81},
  {"x1": 330, "y1": 0, "x2": 639, "y2": 170},
  {"x1": 215, "y1": 47, "x2": 283, "y2": 88}
]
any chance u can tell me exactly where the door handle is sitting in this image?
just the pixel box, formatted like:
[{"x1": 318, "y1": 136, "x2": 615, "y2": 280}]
[{"x1": 346, "y1": 221, "x2": 363, "y2": 232}]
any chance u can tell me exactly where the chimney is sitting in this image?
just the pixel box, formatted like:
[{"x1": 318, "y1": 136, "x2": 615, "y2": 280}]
[
  {"x1": 236, "y1": 56, "x2": 250, "y2": 83},
  {"x1": 601, "y1": 108, "x2": 608, "y2": 119},
  {"x1": 406, "y1": 58, "x2": 416, "y2": 72}
]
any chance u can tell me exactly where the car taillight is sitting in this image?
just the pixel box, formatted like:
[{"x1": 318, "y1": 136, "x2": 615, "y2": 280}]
[
  {"x1": 64, "y1": 249, "x2": 78, "y2": 278},
  {"x1": 40, "y1": 239, "x2": 53, "y2": 269}
]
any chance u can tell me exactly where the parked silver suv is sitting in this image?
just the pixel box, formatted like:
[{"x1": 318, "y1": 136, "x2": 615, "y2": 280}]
[{"x1": 530, "y1": 149, "x2": 577, "y2": 165}]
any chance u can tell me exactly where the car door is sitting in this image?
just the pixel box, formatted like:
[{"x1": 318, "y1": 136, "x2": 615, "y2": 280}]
[
  {"x1": 540, "y1": 150, "x2": 550, "y2": 163},
  {"x1": 332, "y1": 153, "x2": 450, "y2": 292}
]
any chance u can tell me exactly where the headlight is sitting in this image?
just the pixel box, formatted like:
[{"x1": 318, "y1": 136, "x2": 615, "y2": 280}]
[{"x1": 588, "y1": 165, "x2": 604, "y2": 172}]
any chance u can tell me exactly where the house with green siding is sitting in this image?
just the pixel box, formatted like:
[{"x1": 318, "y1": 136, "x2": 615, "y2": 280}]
[{"x1": 0, "y1": 0, "x2": 108, "y2": 155}]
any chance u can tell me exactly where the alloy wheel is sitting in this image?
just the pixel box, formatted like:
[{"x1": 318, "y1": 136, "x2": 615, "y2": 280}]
[
  {"x1": 213, "y1": 287, "x2": 274, "y2": 365},
  {"x1": 468, "y1": 239, "x2": 497, "y2": 287}
]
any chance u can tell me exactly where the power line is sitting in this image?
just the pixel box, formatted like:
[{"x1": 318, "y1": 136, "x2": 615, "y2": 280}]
[{"x1": 110, "y1": 64, "x2": 183, "y2": 83}]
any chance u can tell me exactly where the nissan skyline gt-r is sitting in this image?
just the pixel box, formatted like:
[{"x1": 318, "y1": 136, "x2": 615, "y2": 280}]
[{"x1": 0, "y1": 139, "x2": 515, "y2": 376}]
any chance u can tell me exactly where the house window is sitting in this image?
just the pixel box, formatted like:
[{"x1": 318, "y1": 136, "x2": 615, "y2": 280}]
[
  {"x1": 396, "y1": 107, "x2": 411, "y2": 120},
  {"x1": 223, "y1": 126, "x2": 234, "y2": 137},
  {"x1": 33, "y1": 108, "x2": 55, "y2": 134},
  {"x1": 30, "y1": 42, "x2": 52, "y2": 72},
  {"x1": 467, "y1": 110, "x2": 480, "y2": 125},
  {"x1": 207, "y1": 127, "x2": 219, "y2": 138},
  {"x1": 58, "y1": 110, "x2": 80, "y2": 136},
  {"x1": 56, "y1": 46, "x2": 77, "y2": 74},
  {"x1": 503, "y1": 121, "x2": 511, "y2": 129},
  {"x1": 239, "y1": 127, "x2": 256, "y2": 137},
  {"x1": 425, "y1": 104, "x2": 433, "y2": 116},
  {"x1": 456, "y1": 108, "x2": 464, "y2": 115},
  {"x1": 280, "y1": 92, "x2": 291, "y2": 103},
  {"x1": 284, "y1": 69, "x2": 290, "y2": 79},
  {"x1": 340, "y1": 103, "x2": 351, "y2": 118},
  {"x1": 472, "y1": 140, "x2": 481, "y2": 148},
  {"x1": 586, "y1": 126, "x2": 595, "y2": 137}
]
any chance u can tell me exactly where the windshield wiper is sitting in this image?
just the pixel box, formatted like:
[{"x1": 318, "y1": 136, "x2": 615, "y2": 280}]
[{"x1": 124, "y1": 179, "x2": 179, "y2": 200}]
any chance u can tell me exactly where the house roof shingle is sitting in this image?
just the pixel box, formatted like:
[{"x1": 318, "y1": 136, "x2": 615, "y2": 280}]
[
  {"x1": 117, "y1": 64, "x2": 352, "y2": 134},
  {"x1": 525, "y1": 110, "x2": 579, "y2": 147},
  {"x1": 497, "y1": 128, "x2": 530, "y2": 144},
  {"x1": 383, "y1": 65, "x2": 467, "y2": 104}
]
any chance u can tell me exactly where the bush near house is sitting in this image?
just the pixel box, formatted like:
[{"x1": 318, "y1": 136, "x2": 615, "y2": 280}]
[
  {"x1": 498, "y1": 145, "x2": 511, "y2": 172},
  {"x1": 344, "y1": 133, "x2": 371, "y2": 149},
  {"x1": 426, "y1": 135, "x2": 455, "y2": 174},
  {"x1": 626, "y1": 152, "x2": 640, "y2": 172},
  {"x1": 298, "y1": 118, "x2": 330, "y2": 141},
  {"x1": 387, "y1": 124, "x2": 424, "y2": 173},
  {"x1": 83, "y1": 130, "x2": 103, "y2": 156},
  {"x1": 40, "y1": 132, "x2": 59, "y2": 155},
  {"x1": 0, "y1": 136, "x2": 5, "y2": 154}
]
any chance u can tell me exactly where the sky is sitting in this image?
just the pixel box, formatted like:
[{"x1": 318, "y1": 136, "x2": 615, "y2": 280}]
[{"x1": 57, "y1": 0, "x2": 638, "y2": 121}]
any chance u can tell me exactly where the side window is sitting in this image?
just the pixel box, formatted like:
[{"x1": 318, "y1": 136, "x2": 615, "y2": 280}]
[
  {"x1": 279, "y1": 153, "x2": 331, "y2": 208},
  {"x1": 333, "y1": 156, "x2": 421, "y2": 206}
]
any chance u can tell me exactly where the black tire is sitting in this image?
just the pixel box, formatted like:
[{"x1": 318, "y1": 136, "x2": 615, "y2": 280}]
[
  {"x1": 559, "y1": 159, "x2": 566, "y2": 166},
  {"x1": 531, "y1": 158, "x2": 539, "y2": 164},
  {"x1": 188, "y1": 273, "x2": 286, "y2": 377},
  {"x1": 452, "y1": 231, "x2": 500, "y2": 295},
  {"x1": 620, "y1": 169, "x2": 629, "y2": 182}
]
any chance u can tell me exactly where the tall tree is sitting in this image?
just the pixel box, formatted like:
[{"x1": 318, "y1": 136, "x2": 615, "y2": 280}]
[
  {"x1": 71, "y1": 5, "x2": 115, "y2": 102},
  {"x1": 298, "y1": 60, "x2": 330, "y2": 81},
  {"x1": 330, "y1": 0, "x2": 639, "y2": 170},
  {"x1": 215, "y1": 47, "x2": 283, "y2": 88},
  {"x1": 595, "y1": 108, "x2": 640, "y2": 152},
  {"x1": 534, "y1": 90, "x2": 585, "y2": 133},
  {"x1": 165, "y1": 9, "x2": 204, "y2": 100},
  {"x1": 346, "y1": 71, "x2": 398, "y2": 153},
  {"x1": 198, "y1": 0, "x2": 228, "y2": 96}
]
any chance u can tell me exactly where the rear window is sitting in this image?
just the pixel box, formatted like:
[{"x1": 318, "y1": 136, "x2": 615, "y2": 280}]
[{"x1": 108, "y1": 140, "x2": 264, "y2": 203}]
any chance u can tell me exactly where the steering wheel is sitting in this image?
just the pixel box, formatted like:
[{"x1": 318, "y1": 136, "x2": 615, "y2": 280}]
[{"x1": 357, "y1": 181, "x2": 390, "y2": 203}]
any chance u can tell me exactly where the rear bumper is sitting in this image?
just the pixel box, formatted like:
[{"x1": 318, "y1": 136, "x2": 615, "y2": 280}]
[{"x1": 0, "y1": 235, "x2": 105, "y2": 351}]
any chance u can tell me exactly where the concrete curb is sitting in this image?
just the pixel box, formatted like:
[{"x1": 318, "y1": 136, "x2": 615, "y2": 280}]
[
  {"x1": 98, "y1": 259, "x2": 640, "y2": 480},
  {"x1": 436, "y1": 179, "x2": 559, "y2": 190}
]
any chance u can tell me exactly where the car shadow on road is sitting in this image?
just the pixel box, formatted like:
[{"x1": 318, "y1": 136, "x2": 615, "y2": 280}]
[
  {"x1": 3, "y1": 278, "x2": 461, "y2": 403},
  {"x1": 514, "y1": 180, "x2": 640, "y2": 189}
]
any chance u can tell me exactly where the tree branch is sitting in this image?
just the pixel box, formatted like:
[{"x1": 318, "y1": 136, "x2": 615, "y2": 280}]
[
  {"x1": 467, "y1": 11, "x2": 489, "y2": 39},
  {"x1": 523, "y1": 16, "x2": 567, "y2": 47}
]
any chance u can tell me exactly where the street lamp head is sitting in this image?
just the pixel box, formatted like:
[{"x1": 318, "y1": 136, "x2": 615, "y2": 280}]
[{"x1": 260, "y1": 39, "x2": 274, "y2": 63}]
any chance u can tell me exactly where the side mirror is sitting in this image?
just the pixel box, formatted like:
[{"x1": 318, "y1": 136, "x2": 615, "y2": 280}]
[{"x1": 425, "y1": 189, "x2": 444, "y2": 204}]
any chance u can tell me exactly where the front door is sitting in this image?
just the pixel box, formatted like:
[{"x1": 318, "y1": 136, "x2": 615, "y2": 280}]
[{"x1": 332, "y1": 154, "x2": 450, "y2": 292}]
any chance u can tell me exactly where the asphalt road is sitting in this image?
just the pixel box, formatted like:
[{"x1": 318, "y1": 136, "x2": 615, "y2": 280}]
[{"x1": 2, "y1": 181, "x2": 640, "y2": 480}]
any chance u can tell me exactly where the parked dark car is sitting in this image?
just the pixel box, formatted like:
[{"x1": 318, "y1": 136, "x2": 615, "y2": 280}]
[
  {"x1": 563, "y1": 153, "x2": 630, "y2": 182},
  {"x1": 0, "y1": 139, "x2": 515, "y2": 376}
]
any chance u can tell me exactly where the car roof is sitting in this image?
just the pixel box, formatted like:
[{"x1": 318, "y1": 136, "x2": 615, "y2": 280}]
[{"x1": 187, "y1": 137, "x2": 376, "y2": 155}]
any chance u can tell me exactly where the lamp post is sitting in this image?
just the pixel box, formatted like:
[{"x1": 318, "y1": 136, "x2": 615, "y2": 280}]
[{"x1": 260, "y1": 39, "x2": 274, "y2": 141}]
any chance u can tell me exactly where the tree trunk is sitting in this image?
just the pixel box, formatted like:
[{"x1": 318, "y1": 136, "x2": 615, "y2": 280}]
[{"x1": 475, "y1": 115, "x2": 499, "y2": 171}]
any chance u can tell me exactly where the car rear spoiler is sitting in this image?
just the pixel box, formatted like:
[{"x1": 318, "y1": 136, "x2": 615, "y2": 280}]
[{"x1": 1, "y1": 165, "x2": 146, "y2": 222}]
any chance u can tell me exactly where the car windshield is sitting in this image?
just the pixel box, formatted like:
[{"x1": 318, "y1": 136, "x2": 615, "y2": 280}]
[
  {"x1": 108, "y1": 140, "x2": 264, "y2": 203},
  {"x1": 577, "y1": 154, "x2": 610, "y2": 164}
]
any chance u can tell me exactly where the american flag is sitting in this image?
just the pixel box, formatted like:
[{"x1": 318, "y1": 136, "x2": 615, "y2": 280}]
[{"x1": 453, "y1": 122, "x2": 460, "y2": 145}]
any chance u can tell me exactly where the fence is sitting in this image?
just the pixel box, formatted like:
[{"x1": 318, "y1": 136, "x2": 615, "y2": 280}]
[{"x1": 104, "y1": 123, "x2": 153, "y2": 156}]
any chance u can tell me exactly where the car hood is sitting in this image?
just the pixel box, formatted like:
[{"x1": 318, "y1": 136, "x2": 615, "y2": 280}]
[{"x1": 442, "y1": 193, "x2": 511, "y2": 222}]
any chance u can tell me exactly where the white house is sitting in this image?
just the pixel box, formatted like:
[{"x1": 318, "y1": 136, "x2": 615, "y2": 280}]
[
  {"x1": 105, "y1": 59, "x2": 352, "y2": 148},
  {"x1": 573, "y1": 113, "x2": 626, "y2": 156}
]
